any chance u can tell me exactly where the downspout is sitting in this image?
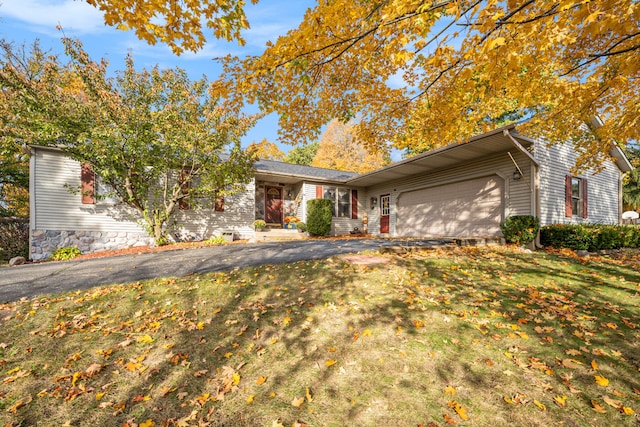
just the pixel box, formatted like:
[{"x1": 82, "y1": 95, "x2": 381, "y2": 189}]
[{"x1": 504, "y1": 129, "x2": 542, "y2": 248}]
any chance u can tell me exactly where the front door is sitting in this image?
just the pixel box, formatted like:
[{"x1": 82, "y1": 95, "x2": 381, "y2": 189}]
[
  {"x1": 265, "y1": 186, "x2": 283, "y2": 224},
  {"x1": 380, "y1": 194, "x2": 390, "y2": 234}
]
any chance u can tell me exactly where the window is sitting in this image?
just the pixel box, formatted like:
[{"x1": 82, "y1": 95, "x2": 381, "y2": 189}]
[
  {"x1": 571, "y1": 177, "x2": 582, "y2": 217},
  {"x1": 321, "y1": 186, "x2": 356, "y2": 218},
  {"x1": 565, "y1": 175, "x2": 588, "y2": 218}
]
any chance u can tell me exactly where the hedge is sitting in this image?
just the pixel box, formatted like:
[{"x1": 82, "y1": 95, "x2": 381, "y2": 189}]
[
  {"x1": 540, "y1": 224, "x2": 640, "y2": 251},
  {"x1": 0, "y1": 217, "x2": 29, "y2": 261},
  {"x1": 306, "y1": 199, "x2": 333, "y2": 236},
  {"x1": 500, "y1": 215, "x2": 540, "y2": 246}
]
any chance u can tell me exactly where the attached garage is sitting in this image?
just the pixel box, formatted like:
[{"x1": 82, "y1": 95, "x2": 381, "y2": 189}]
[{"x1": 396, "y1": 175, "x2": 504, "y2": 237}]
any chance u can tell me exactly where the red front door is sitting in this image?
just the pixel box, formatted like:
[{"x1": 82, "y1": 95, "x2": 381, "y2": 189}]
[
  {"x1": 265, "y1": 186, "x2": 283, "y2": 224},
  {"x1": 380, "y1": 194, "x2": 390, "y2": 234}
]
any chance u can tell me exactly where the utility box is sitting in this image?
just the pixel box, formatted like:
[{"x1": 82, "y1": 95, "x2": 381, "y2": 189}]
[{"x1": 221, "y1": 231, "x2": 234, "y2": 242}]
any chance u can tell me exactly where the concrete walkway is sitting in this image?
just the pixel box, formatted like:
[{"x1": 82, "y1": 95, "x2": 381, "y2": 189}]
[{"x1": 0, "y1": 238, "x2": 450, "y2": 302}]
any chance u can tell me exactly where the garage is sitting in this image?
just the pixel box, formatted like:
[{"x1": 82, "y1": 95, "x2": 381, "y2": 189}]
[{"x1": 396, "y1": 175, "x2": 504, "y2": 237}]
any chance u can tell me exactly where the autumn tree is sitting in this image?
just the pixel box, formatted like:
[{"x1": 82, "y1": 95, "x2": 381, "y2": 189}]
[
  {"x1": 246, "y1": 138, "x2": 285, "y2": 161},
  {"x1": 284, "y1": 142, "x2": 319, "y2": 166},
  {"x1": 85, "y1": 0, "x2": 638, "y2": 171},
  {"x1": 216, "y1": 0, "x2": 639, "y2": 171},
  {"x1": 0, "y1": 38, "x2": 255, "y2": 243},
  {"x1": 85, "y1": 0, "x2": 257, "y2": 54},
  {"x1": 311, "y1": 119, "x2": 389, "y2": 173}
]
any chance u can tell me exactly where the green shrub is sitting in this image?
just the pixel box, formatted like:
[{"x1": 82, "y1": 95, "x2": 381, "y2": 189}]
[
  {"x1": 295, "y1": 222, "x2": 307, "y2": 232},
  {"x1": 306, "y1": 199, "x2": 333, "y2": 236},
  {"x1": 206, "y1": 235, "x2": 229, "y2": 245},
  {"x1": 50, "y1": 246, "x2": 82, "y2": 261},
  {"x1": 500, "y1": 215, "x2": 540, "y2": 246},
  {"x1": 253, "y1": 219, "x2": 266, "y2": 230},
  {"x1": 540, "y1": 224, "x2": 640, "y2": 251}
]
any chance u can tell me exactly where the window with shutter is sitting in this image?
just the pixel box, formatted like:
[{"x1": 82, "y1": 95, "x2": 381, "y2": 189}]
[
  {"x1": 566, "y1": 175, "x2": 587, "y2": 219},
  {"x1": 81, "y1": 163, "x2": 95, "y2": 204}
]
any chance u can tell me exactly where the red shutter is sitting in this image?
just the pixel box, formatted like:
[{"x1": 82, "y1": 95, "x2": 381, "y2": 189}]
[
  {"x1": 214, "y1": 191, "x2": 224, "y2": 212},
  {"x1": 178, "y1": 170, "x2": 190, "y2": 210},
  {"x1": 351, "y1": 190, "x2": 358, "y2": 219},
  {"x1": 316, "y1": 185, "x2": 323, "y2": 199},
  {"x1": 81, "y1": 163, "x2": 95, "y2": 204},
  {"x1": 582, "y1": 178, "x2": 588, "y2": 219},
  {"x1": 565, "y1": 175, "x2": 572, "y2": 217}
]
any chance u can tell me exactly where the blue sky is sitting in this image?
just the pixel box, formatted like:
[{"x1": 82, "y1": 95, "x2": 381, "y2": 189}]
[{"x1": 0, "y1": 0, "x2": 314, "y2": 152}]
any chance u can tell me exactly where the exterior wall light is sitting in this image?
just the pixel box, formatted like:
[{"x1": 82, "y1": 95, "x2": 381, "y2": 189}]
[{"x1": 513, "y1": 169, "x2": 522, "y2": 180}]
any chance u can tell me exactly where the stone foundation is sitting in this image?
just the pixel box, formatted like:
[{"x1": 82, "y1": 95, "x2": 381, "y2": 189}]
[{"x1": 30, "y1": 229, "x2": 153, "y2": 261}]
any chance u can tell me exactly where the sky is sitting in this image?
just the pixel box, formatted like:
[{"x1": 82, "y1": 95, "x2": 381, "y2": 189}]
[{"x1": 0, "y1": 0, "x2": 315, "y2": 153}]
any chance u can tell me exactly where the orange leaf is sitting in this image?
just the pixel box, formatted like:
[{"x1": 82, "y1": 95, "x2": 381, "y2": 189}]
[
  {"x1": 591, "y1": 399, "x2": 607, "y2": 414},
  {"x1": 256, "y1": 376, "x2": 268, "y2": 385},
  {"x1": 591, "y1": 360, "x2": 599, "y2": 370},
  {"x1": 325, "y1": 359, "x2": 336, "y2": 367},
  {"x1": 443, "y1": 414, "x2": 457, "y2": 425}
]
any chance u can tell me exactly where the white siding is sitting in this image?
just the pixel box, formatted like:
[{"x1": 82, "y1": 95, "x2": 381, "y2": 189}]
[
  {"x1": 173, "y1": 180, "x2": 256, "y2": 241},
  {"x1": 32, "y1": 147, "x2": 257, "y2": 240},
  {"x1": 301, "y1": 182, "x2": 365, "y2": 235},
  {"x1": 32, "y1": 148, "x2": 145, "y2": 233},
  {"x1": 535, "y1": 140, "x2": 621, "y2": 225},
  {"x1": 366, "y1": 151, "x2": 534, "y2": 237}
]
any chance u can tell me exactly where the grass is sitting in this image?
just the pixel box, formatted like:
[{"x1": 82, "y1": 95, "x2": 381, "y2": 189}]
[{"x1": 0, "y1": 246, "x2": 638, "y2": 426}]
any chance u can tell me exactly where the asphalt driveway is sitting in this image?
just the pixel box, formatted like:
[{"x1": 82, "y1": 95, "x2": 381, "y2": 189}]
[{"x1": 0, "y1": 238, "x2": 447, "y2": 302}]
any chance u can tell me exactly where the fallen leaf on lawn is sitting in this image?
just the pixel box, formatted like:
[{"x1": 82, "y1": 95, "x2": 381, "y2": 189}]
[
  {"x1": 554, "y1": 395, "x2": 567, "y2": 408},
  {"x1": 533, "y1": 400, "x2": 546, "y2": 411},
  {"x1": 137, "y1": 335, "x2": 154, "y2": 344},
  {"x1": 291, "y1": 397, "x2": 305, "y2": 408},
  {"x1": 444, "y1": 386, "x2": 456, "y2": 396},
  {"x1": 591, "y1": 360, "x2": 599, "y2": 371},
  {"x1": 306, "y1": 387, "x2": 313, "y2": 403},
  {"x1": 6, "y1": 395, "x2": 32, "y2": 413},
  {"x1": 595, "y1": 375, "x2": 609, "y2": 387},
  {"x1": 256, "y1": 376, "x2": 268, "y2": 385},
  {"x1": 96, "y1": 392, "x2": 105, "y2": 401},
  {"x1": 139, "y1": 418, "x2": 155, "y2": 427},
  {"x1": 503, "y1": 396, "x2": 515, "y2": 404},
  {"x1": 325, "y1": 359, "x2": 336, "y2": 367},
  {"x1": 443, "y1": 414, "x2": 457, "y2": 425},
  {"x1": 118, "y1": 338, "x2": 132, "y2": 348},
  {"x1": 591, "y1": 399, "x2": 607, "y2": 413},
  {"x1": 246, "y1": 394, "x2": 255, "y2": 404},
  {"x1": 362, "y1": 329, "x2": 372, "y2": 337},
  {"x1": 561, "y1": 359, "x2": 582, "y2": 369},
  {"x1": 447, "y1": 401, "x2": 468, "y2": 420},
  {"x1": 622, "y1": 406, "x2": 635, "y2": 415},
  {"x1": 194, "y1": 370, "x2": 208, "y2": 377},
  {"x1": 602, "y1": 395, "x2": 622, "y2": 409},
  {"x1": 85, "y1": 363, "x2": 102, "y2": 377},
  {"x1": 271, "y1": 421, "x2": 285, "y2": 427}
]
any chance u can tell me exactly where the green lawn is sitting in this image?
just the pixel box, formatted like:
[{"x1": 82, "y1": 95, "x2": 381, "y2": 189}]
[{"x1": 0, "y1": 246, "x2": 638, "y2": 426}]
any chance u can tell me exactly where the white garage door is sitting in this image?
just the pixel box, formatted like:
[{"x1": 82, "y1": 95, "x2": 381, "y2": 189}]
[{"x1": 397, "y1": 176, "x2": 504, "y2": 237}]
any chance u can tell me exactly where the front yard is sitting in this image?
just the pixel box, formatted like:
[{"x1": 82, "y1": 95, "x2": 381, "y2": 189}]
[{"x1": 0, "y1": 246, "x2": 638, "y2": 426}]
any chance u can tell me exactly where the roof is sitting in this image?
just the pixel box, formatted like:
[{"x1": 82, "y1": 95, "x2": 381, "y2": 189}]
[
  {"x1": 346, "y1": 124, "x2": 532, "y2": 187},
  {"x1": 253, "y1": 160, "x2": 360, "y2": 184}
]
